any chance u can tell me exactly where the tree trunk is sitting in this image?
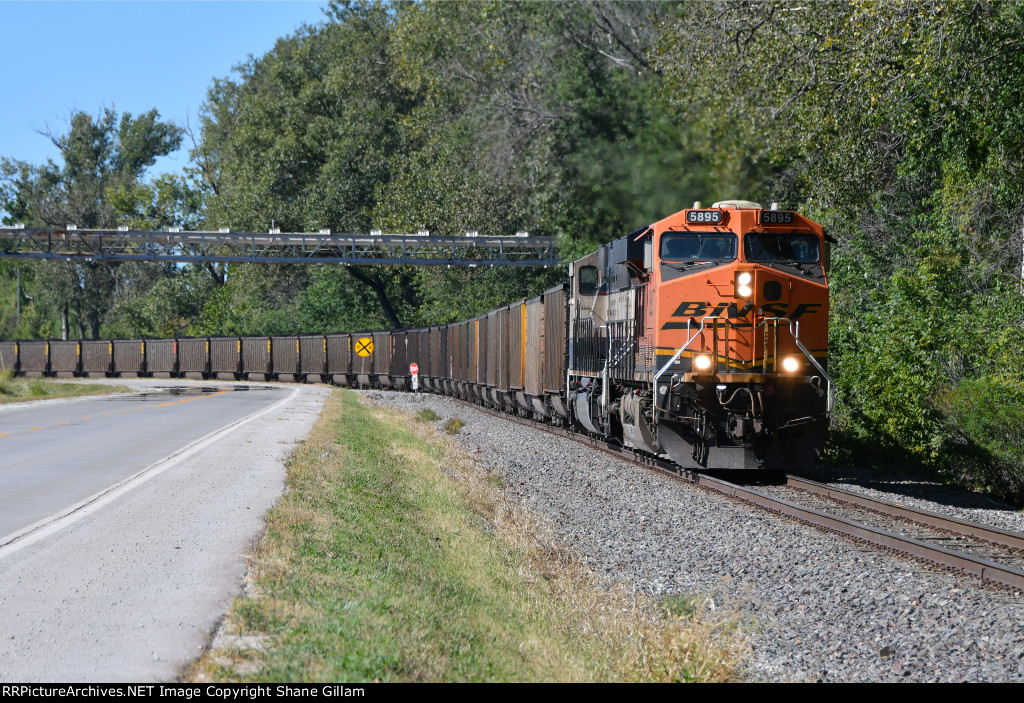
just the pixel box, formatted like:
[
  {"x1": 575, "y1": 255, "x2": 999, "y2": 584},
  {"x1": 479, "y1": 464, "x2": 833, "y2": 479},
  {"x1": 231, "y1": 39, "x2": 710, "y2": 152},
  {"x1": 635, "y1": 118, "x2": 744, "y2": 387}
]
[
  {"x1": 61, "y1": 302, "x2": 69, "y2": 341},
  {"x1": 206, "y1": 263, "x2": 226, "y2": 286},
  {"x1": 345, "y1": 266, "x2": 402, "y2": 328}
]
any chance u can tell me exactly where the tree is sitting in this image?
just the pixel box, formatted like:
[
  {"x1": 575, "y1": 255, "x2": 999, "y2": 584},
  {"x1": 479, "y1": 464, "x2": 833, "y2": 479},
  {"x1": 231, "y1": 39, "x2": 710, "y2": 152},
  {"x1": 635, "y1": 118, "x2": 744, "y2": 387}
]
[
  {"x1": 0, "y1": 107, "x2": 183, "y2": 338},
  {"x1": 194, "y1": 1, "x2": 420, "y2": 328},
  {"x1": 655, "y1": 0, "x2": 1024, "y2": 496}
]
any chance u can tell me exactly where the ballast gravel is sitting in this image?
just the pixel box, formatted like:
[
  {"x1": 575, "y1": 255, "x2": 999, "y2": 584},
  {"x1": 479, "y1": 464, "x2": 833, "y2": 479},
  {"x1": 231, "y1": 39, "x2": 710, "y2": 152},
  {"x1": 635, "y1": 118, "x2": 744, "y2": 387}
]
[{"x1": 368, "y1": 390, "x2": 1024, "y2": 683}]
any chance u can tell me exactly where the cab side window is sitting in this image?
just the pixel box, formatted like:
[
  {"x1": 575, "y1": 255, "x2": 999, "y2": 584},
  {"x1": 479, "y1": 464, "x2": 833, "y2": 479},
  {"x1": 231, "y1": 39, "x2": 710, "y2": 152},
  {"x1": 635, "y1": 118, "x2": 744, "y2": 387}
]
[{"x1": 578, "y1": 265, "x2": 599, "y2": 296}]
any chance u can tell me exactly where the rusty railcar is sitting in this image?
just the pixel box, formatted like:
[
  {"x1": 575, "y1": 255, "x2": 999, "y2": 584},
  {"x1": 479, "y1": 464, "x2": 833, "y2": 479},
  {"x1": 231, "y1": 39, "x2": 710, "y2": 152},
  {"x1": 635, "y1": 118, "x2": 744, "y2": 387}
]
[
  {"x1": 82, "y1": 340, "x2": 113, "y2": 377},
  {"x1": 485, "y1": 310, "x2": 499, "y2": 404},
  {"x1": 543, "y1": 284, "x2": 569, "y2": 419},
  {"x1": 178, "y1": 338, "x2": 209, "y2": 378},
  {"x1": 406, "y1": 328, "x2": 422, "y2": 390},
  {"x1": 466, "y1": 318, "x2": 476, "y2": 399},
  {"x1": 426, "y1": 327, "x2": 439, "y2": 391},
  {"x1": 147, "y1": 339, "x2": 178, "y2": 378},
  {"x1": 0, "y1": 341, "x2": 18, "y2": 373},
  {"x1": 509, "y1": 300, "x2": 528, "y2": 414},
  {"x1": 401, "y1": 329, "x2": 415, "y2": 389},
  {"x1": 242, "y1": 337, "x2": 273, "y2": 381},
  {"x1": 300, "y1": 335, "x2": 328, "y2": 383},
  {"x1": 447, "y1": 324, "x2": 459, "y2": 395},
  {"x1": 19, "y1": 341, "x2": 48, "y2": 376},
  {"x1": 50, "y1": 341, "x2": 80, "y2": 377},
  {"x1": 273, "y1": 336, "x2": 301, "y2": 382},
  {"x1": 210, "y1": 337, "x2": 241, "y2": 380},
  {"x1": 389, "y1": 331, "x2": 408, "y2": 390},
  {"x1": 524, "y1": 294, "x2": 546, "y2": 417},
  {"x1": 471, "y1": 316, "x2": 484, "y2": 402},
  {"x1": 437, "y1": 325, "x2": 450, "y2": 394},
  {"x1": 458, "y1": 320, "x2": 470, "y2": 397},
  {"x1": 416, "y1": 327, "x2": 431, "y2": 390},
  {"x1": 113, "y1": 339, "x2": 146, "y2": 377},
  {"x1": 372, "y1": 331, "x2": 392, "y2": 388},
  {"x1": 327, "y1": 333, "x2": 352, "y2": 386},
  {"x1": 495, "y1": 305, "x2": 512, "y2": 410}
]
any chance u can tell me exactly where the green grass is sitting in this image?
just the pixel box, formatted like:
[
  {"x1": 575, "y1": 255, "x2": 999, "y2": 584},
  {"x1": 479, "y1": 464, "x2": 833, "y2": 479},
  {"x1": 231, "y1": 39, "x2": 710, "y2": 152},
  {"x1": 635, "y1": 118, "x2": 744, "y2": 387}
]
[
  {"x1": 415, "y1": 408, "x2": 441, "y2": 422},
  {"x1": 443, "y1": 417, "x2": 465, "y2": 434},
  {"x1": 187, "y1": 390, "x2": 740, "y2": 683},
  {"x1": 0, "y1": 370, "x2": 120, "y2": 403}
]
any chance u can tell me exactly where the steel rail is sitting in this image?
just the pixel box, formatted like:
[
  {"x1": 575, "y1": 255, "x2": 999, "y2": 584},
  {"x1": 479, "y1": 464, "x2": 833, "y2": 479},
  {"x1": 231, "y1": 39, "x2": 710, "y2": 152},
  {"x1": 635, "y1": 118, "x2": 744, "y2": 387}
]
[
  {"x1": 785, "y1": 475, "x2": 1024, "y2": 551},
  {"x1": 419, "y1": 391, "x2": 1024, "y2": 591}
]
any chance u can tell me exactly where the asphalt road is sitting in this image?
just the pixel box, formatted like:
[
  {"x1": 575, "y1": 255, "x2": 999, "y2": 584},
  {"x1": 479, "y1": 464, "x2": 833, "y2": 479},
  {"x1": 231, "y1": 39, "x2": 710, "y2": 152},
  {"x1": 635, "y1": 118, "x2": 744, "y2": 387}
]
[{"x1": 0, "y1": 380, "x2": 331, "y2": 682}]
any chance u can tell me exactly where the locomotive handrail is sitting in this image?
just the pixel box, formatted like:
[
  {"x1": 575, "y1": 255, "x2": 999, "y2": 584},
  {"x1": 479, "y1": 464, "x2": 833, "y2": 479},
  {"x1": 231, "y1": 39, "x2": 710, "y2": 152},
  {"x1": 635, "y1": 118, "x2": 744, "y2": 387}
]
[
  {"x1": 653, "y1": 316, "x2": 833, "y2": 415},
  {"x1": 791, "y1": 318, "x2": 834, "y2": 413},
  {"x1": 606, "y1": 334, "x2": 638, "y2": 369},
  {"x1": 760, "y1": 316, "x2": 834, "y2": 414},
  {"x1": 652, "y1": 316, "x2": 714, "y2": 391}
]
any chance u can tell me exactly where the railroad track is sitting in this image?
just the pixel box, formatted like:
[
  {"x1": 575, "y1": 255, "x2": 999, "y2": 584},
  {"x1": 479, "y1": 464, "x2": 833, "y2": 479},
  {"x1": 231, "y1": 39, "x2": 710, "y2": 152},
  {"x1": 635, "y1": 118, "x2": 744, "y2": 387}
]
[{"x1": 416, "y1": 391, "x2": 1024, "y2": 593}]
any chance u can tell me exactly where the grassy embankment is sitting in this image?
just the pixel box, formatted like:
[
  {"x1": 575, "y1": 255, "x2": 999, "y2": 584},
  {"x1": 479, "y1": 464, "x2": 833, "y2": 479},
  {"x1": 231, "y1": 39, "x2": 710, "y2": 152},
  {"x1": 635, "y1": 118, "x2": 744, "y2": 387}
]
[
  {"x1": 0, "y1": 369, "x2": 120, "y2": 404},
  {"x1": 187, "y1": 390, "x2": 741, "y2": 682}
]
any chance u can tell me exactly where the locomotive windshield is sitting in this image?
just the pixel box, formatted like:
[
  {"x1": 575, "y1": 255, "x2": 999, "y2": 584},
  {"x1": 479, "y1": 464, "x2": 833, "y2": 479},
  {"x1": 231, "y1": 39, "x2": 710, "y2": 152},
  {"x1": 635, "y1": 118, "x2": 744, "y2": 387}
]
[
  {"x1": 660, "y1": 232, "x2": 736, "y2": 262},
  {"x1": 744, "y1": 233, "x2": 820, "y2": 263}
]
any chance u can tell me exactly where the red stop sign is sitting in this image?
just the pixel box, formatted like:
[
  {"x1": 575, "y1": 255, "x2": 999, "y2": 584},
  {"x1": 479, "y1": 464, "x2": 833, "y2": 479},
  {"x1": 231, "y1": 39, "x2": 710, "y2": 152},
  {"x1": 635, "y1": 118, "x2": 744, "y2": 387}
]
[{"x1": 410, "y1": 363, "x2": 419, "y2": 374}]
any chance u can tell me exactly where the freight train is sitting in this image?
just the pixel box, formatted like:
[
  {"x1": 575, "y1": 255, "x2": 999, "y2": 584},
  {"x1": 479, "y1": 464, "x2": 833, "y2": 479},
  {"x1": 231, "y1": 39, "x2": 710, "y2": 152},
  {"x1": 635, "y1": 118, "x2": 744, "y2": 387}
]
[{"x1": 0, "y1": 201, "x2": 832, "y2": 471}]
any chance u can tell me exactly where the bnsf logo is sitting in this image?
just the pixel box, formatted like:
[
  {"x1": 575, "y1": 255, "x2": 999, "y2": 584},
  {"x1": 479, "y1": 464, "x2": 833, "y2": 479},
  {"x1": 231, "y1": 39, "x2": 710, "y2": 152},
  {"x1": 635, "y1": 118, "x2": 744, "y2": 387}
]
[{"x1": 662, "y1": 301, "x2": 822, "y2": 329}]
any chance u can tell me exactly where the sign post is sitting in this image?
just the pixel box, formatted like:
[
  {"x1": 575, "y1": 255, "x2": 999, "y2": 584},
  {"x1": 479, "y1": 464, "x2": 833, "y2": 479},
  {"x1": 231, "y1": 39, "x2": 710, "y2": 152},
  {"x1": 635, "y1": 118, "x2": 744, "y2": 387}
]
[{"x1": 410, "y1": 362, "x2": 419, "y2": 392}]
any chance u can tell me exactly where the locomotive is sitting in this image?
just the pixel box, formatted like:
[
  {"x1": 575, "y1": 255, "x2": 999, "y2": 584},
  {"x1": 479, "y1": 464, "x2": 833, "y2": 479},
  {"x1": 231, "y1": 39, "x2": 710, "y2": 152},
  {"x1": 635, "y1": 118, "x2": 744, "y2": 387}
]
[
  {"x1": 567, "y1": 200, "x2": 831, "y2": 470},
  {"x1": 0, "y1": 201, "x2": 831, "y2": 471}
]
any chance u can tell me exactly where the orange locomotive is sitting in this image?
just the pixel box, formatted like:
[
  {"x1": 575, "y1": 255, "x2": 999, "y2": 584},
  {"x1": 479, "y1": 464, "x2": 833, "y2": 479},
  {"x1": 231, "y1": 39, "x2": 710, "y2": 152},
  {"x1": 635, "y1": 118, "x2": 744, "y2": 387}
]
[{"x1": 567, "y1": 200, "x2": 832, "y2": 470}]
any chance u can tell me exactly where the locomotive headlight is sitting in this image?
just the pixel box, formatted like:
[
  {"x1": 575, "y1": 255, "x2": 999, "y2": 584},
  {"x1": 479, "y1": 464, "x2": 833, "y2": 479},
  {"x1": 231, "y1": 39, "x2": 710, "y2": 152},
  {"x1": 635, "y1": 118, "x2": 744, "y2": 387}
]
[
  {"x1": 735, "y1": 271, "x2": 753, "y2": 299},
  {"x1": 694, "y1": 354, "x2": 713, "y2": 371},
  {"x1": 782, "y1": 356, "x2": 801, "y2": 373}
]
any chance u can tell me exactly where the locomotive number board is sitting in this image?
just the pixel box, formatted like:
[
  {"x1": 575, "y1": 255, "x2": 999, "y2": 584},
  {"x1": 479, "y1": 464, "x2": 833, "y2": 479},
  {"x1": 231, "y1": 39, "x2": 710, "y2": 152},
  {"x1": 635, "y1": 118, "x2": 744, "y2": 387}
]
[
  {"x1": 758, "y1": 210, "x2": 797, "y2": 225},
  {"x1": 685, "y1": 209, "x2": 725, "y2": 225}
]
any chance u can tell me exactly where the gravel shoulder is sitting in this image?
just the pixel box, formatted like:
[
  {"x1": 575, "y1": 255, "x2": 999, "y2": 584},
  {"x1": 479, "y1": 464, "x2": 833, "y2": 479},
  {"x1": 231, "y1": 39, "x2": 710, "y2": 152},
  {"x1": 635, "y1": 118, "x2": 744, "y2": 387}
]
[{"x1": 368, "y1": 390, "x2": 1024, "y2": 683}]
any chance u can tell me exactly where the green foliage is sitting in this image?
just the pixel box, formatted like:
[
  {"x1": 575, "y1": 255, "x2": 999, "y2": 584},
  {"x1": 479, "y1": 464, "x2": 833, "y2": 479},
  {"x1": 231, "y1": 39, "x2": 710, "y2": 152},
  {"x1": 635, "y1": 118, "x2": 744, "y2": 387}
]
[
  {"x1": 27, "y1": 378, "x2": 48, "y2": 397},
  {"x1": 0, "y1": 107, "x2": 188, "y2": 339},
  {"x1": 444, "y1": 417, "x2": 465, "y2": 435},
  {"x1": 936, "y1": 376, "x2": 1024, "y2": 502},
  {"x1": 656, "y1": 0, "x2": 1024, "y2": 496}
]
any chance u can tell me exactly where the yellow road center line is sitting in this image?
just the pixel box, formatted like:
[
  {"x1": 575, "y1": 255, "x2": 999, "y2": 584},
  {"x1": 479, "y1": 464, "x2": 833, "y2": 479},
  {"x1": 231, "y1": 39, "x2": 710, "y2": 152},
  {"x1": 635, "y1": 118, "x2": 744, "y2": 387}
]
[{"x1": 58, "y1": 421, "x2": 68, "y2": 425}]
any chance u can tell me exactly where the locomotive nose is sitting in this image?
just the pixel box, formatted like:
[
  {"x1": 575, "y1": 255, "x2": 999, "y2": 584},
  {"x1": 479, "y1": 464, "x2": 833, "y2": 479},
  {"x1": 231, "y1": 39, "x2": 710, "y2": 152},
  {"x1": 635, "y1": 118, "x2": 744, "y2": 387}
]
[{"x1": 729, "y1": 266, "x2": 793, "y2": 319}]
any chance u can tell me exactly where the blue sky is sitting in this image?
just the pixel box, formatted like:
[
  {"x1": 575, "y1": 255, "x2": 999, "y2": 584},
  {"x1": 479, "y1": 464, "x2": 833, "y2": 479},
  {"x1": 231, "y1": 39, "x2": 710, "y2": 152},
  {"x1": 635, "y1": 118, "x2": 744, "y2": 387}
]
[{"x1": 0, "y1": 0, "x2": 330, "y2": 176}]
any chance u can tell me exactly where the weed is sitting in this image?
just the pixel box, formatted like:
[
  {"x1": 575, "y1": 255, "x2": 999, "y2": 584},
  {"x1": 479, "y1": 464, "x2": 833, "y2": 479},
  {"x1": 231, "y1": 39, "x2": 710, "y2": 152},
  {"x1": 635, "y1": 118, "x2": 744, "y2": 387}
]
[
  {"x1": 659, "y1": 593, "x2": 701, "y2": 618},
  {"x1": 416, "y1": 409, "x2": 442, "y2": 422},
  {"x1": 187, "y1": 391, "x2": 741, "y2": 683},
  {"x1": 28, "y1": 379, "x2": 48, "y2": 396},
  {"x1": 444, "y1": 417, "x2": 465, "y2": 434}
]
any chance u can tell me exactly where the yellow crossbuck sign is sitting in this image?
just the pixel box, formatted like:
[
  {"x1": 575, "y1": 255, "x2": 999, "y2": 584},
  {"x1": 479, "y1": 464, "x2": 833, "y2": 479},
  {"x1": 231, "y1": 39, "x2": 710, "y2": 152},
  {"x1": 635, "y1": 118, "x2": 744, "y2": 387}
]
[{"x1": 355, "y1": 337, "x2": 374, "y2": 357}]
